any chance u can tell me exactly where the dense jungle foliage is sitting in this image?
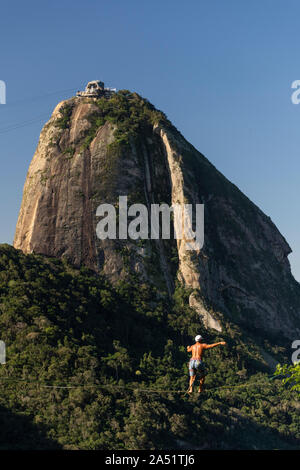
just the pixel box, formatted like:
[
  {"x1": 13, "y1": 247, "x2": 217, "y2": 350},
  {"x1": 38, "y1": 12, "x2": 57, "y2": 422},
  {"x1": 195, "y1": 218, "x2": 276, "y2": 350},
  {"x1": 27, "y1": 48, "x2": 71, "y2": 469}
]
[{"x1": 0, "y1": 244, "x2": 298, "y2": 450}]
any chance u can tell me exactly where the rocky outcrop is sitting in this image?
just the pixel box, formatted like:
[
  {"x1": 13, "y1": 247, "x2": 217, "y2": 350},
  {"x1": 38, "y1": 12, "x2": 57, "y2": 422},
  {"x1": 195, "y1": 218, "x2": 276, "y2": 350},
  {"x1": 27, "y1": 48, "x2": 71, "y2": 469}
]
[{"x1": 14, "y1": 92, "x2": 300, "y2": 340}]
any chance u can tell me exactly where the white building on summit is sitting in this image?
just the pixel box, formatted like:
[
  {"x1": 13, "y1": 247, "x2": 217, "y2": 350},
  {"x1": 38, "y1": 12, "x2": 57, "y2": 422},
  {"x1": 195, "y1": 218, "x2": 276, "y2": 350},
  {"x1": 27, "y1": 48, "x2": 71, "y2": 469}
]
[{"x1": 76, "y1": 80, "x2": 116, "y2": 98}]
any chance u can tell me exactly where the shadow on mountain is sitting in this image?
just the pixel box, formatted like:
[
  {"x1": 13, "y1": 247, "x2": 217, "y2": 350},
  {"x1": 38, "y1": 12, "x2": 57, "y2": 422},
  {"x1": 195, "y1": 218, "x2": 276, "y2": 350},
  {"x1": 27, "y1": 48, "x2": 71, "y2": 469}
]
[{"x1": 0, "y1": 404, "x2": 61, "y2": 449}]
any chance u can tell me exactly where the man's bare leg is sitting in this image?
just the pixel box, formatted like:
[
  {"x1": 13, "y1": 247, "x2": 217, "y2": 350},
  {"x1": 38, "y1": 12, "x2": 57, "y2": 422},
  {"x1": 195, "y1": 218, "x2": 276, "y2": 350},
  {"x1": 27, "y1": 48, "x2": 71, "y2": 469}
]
[
  {"x1": 188, "y1": 374, "x2": 196, "y2": 393},
  {"x1": 198, "y1": 376, "x2": 205, "y2": 393}
]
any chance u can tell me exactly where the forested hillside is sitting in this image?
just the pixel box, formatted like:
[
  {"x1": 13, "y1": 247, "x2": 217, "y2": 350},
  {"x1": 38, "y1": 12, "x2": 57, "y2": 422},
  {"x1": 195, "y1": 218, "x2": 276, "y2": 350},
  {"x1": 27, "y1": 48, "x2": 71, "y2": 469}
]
[{"x1": 0, "y1": 244, "x2": 298, "y2": 450}]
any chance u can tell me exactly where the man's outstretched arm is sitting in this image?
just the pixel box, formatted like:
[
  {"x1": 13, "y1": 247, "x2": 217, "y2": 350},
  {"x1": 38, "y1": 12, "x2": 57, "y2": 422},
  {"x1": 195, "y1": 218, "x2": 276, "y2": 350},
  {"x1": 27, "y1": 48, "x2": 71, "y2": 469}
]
[{"x1": 204, "y1": 341, "x2": 226, "y2": 349}]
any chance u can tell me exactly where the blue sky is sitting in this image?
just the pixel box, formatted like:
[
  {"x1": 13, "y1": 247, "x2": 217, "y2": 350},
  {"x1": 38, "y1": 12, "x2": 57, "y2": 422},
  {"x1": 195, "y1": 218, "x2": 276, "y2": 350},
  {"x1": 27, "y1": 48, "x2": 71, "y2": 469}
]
[{"x1": 1, "y1": 0, "x2": 300, "y2": 280}]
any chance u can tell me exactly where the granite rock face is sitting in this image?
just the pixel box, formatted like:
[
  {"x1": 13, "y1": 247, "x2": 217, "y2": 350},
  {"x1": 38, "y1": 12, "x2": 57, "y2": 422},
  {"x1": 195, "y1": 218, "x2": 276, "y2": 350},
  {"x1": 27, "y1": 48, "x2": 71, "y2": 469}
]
[{"x1": 14, "y1": 93, "x2": 300, "y2": 339}]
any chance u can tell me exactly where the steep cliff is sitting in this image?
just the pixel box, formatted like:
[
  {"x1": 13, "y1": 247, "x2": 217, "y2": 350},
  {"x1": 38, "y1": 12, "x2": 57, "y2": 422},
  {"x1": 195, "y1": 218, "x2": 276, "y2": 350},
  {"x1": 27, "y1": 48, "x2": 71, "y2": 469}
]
[{"x1": 14, "y1": 90, "x2": 300, "y2": 341}]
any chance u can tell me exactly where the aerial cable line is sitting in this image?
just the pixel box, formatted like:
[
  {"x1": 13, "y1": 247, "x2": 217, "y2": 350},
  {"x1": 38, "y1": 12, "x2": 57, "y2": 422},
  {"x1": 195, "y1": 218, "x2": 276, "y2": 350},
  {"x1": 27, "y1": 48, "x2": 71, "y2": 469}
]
[
  {"x1": 0, "y1": 93, "x2": 137, "y2": 136},
  {"x1": 2, "y1": 87, "x2": 79, "y2": 108},
  {"x1": 0, "y1": 375, "x2": 281, "y2": 396},
  {"x1": 0, "y1": 87, "x2": 81, "y2": 134},
  {"x1": 0, "y1": 112, "x2": 51, "y2": 135}
]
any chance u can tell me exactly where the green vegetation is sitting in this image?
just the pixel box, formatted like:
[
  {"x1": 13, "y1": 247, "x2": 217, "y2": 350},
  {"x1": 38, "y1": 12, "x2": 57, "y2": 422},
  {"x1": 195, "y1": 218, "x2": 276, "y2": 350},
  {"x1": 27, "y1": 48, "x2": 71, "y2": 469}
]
[
  {"x1": 76, "y1": 90, "x2": 171, "y2": 203},
  {"x1": 55, "y1": 102, "x2": 74, "y2": 130},
  {"x1": 275, "y1": 363, "x2": 300, "y2": 392},
  {"x1": 62, "y1": 146, "x2": 75, "y2": 158},
  {"x1": 80, "y1": 90, "x2": 171, "y2": 152},
  {"x1": 39, "y1": 170, "x2": 49, "y2": 186},
  {"x1": 96, "y1": 90, "x2": 170, "y2": 145},
  {"x1": 0, "y1": 244, "x2": 298, "y2": 450}
]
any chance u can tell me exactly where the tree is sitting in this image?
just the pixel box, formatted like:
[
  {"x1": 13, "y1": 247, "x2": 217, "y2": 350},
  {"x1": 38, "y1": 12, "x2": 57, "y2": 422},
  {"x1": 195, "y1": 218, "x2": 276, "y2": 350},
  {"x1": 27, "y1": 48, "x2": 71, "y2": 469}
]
[{"x1": 275, "y1": 363, "x2": 300, "y2": 391}]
